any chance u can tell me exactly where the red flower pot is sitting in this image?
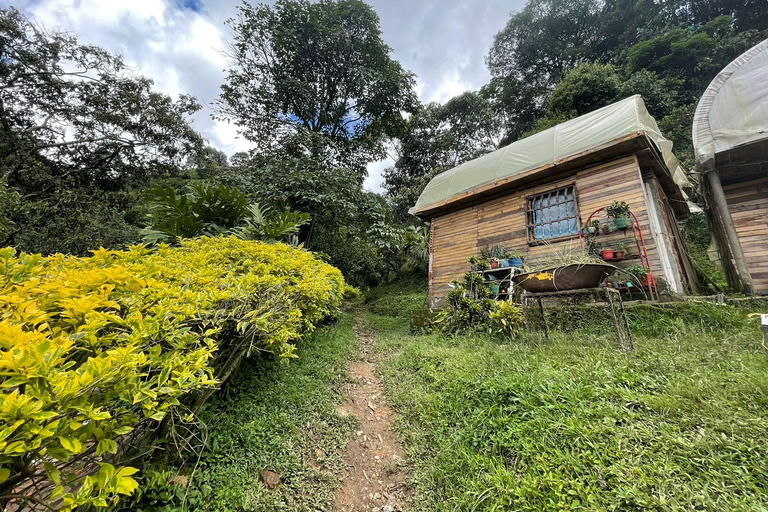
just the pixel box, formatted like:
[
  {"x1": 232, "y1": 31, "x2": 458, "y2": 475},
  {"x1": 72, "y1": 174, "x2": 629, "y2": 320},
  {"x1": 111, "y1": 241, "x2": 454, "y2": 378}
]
[
  {"x1": 490, "y1": 260, "x2": 499, "y2": 269},
  {"x1": 601, "y1": 249, "x2": 615, "y2": 260},
  {"x1": 614, "y1": 251, "x2": 624, "y2": 260}
]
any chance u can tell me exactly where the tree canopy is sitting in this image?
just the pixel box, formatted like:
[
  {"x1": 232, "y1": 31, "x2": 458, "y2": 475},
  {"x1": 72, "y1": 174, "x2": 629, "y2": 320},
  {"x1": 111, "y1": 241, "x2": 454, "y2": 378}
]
[
  {"x1": 216, "y1": 0, "x2": 417, "y2": 167},
  {"x1": 0, "y1": 7, "x2": 206, "y2": 254}
]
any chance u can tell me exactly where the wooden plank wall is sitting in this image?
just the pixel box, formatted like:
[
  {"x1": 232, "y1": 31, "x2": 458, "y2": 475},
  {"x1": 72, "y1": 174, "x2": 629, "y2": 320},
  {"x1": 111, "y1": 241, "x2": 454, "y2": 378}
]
[
  {"x1": 429, "y1": 156, "x2": 666, "y2": 305},
  {"x1": 723, "y1": 174, "x2": 768, "y2": 294}
]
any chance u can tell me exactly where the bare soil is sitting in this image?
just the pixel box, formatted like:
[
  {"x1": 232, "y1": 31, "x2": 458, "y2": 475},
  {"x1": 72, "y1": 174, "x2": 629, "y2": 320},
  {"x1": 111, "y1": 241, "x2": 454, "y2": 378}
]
[{"x1": 331, "y1": 322, "x2": 409, "y2": 512}]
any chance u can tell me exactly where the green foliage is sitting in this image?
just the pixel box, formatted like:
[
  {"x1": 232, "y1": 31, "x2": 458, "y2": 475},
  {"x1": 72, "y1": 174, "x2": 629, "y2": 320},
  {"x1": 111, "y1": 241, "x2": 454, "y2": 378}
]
[
  {"x1": 216, "y1": 0, "x2": 417, "y2": 165},
  {"x1": 606, "y1": 200, "x2": 631, "y2": 218},
  {"x1": 142, "y1": 183, "x2": 250, "y2": 243},
  {"x1": 488, "y1": 301, "x2": 524, "y2": 338},
  {"x1": 229, "y1": 204, "x2": 310, "y2": 245},
  {"x1": 122, "y1": 316, "x2": 359, "y2": 512},
  {"x1": 0, "y1": 8, "x2": 204, "y2": 255},
  {"x1": 482, "y1": 0, "x2": 767, "y2": 167},
  {"x1": 682, "y1": 212, "x2": 728, "y2": 292},
  {"x1": 383, "y1": 93, "x2": 503, "y2": 220},
  {"x1": 0, "y1": 237, "x2": 345, "y2": 509},
  {"x1": 364, "y1": 273, "x2": 427, "y2": 318},
  {"x1": 369, "y1": 300, "x2": 768, "y2": 511}
]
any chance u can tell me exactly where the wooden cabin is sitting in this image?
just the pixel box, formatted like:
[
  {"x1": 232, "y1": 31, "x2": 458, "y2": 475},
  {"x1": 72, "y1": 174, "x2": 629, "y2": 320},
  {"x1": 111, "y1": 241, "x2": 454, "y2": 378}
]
[
  {"x1": 693, "y1": 39, "x2": 768, "y2": 296},
  {"x1": 410, "y1": 96, "x2": 696, "y2": 308}
]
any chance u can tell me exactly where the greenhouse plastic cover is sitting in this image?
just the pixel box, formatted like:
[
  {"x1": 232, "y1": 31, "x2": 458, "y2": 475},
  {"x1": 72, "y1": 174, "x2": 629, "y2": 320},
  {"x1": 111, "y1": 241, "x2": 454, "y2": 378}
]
[
  {"x1": 411, "y1": 95, "x2": 689, "y2": 216},
  {"x1": 692, "y1": 38, "x2": 768, "y2": 172}
]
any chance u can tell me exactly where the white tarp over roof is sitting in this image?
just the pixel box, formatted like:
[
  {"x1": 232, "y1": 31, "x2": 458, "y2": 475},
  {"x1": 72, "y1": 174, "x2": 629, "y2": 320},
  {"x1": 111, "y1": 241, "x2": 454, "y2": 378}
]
[
  {"x1": 692, "y1": 38, "x2": 768, "y2": 171},
  {"x1": 411, "y1": 95, "x2": 689, "y2": 215}
]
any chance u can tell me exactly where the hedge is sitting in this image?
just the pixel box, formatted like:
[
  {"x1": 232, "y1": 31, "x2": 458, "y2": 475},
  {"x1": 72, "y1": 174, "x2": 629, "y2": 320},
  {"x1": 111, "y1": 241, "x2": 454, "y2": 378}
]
[{"x1": 0, "y1": 237, "x2": 345, "y2": 510}]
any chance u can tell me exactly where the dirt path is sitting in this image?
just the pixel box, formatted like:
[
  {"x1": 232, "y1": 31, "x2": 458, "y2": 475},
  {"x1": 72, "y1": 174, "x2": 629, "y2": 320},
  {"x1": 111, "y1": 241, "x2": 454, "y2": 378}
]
[{"x1": 332, "y1": 321, "x2": 409, "y2": 512}]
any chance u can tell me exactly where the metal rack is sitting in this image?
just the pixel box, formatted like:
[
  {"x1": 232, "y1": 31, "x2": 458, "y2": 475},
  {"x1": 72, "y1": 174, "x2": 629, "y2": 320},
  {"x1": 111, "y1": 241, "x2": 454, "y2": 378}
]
[
  {"x1": 580, "y1": 207, "x2": 657, "y2": 301},
  {"x1": 473, "y1": 266, "x2": 525, "y2": 300}
]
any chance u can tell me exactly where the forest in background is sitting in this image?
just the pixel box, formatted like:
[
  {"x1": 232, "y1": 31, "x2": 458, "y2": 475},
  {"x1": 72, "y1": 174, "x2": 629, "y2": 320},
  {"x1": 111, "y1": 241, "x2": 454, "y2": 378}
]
[{"x1": 1, "y1": 0, "x2": 767, "y2": 288}]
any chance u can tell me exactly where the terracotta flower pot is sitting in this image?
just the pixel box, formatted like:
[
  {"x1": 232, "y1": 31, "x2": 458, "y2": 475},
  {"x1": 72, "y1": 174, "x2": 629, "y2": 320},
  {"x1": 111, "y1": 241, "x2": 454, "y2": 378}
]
[
  {"x1": 490, "y1": 260, "x2": 499, "y2": 269},
  {"x1": 601, "y1": 249, "x2": 615, "y2": 260},
  {"x1": 614, "y1": 250, "x2": 624, "y2": 260}
]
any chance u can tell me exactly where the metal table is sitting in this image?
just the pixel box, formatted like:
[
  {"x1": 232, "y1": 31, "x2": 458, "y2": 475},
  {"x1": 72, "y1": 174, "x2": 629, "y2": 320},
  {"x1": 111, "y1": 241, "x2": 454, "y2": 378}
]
[{"x1": 522, "y1": 286, "x2": 633, "y2": 350}]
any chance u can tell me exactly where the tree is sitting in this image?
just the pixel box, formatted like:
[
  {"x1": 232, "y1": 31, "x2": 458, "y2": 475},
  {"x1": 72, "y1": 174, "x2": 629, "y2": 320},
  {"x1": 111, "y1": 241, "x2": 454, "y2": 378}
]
[
  {"x1": 383, "y1": 92, "x2": 504, "y2": 220},
  {"x1": 0, "y1": 8, "x2": 204, "y2": 254},
  {"x1": 216, "y1": 0, "x2": 417, "y2": 166}
]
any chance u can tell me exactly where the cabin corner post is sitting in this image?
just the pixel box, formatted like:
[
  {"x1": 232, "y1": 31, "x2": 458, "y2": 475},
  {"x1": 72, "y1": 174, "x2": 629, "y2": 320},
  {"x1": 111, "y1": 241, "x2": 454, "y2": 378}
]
[
  {"x1": 705, "y1": 169, "x2": 755, "y2": 296},
  {"x1": 428, "y1": 219, "x2": 435, "y2": 309}
]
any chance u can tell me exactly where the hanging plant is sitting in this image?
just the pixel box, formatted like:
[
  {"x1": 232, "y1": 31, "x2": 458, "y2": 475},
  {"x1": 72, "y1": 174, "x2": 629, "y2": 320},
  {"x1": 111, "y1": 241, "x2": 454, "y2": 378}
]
[{"x1": 607, "y1": 201, "x2": 631, "y2": 229}]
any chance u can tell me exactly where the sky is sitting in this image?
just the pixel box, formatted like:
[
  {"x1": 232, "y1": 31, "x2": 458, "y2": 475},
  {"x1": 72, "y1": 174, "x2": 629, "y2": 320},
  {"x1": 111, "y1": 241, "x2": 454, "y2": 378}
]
[{"x1": 9, "y1": 0, "x2": 524, "y2": 192}]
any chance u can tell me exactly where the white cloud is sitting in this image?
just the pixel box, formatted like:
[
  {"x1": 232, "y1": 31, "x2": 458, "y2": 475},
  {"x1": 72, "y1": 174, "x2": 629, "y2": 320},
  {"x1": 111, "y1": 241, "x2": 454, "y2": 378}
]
[{"x1": 364, "y1": 157, "x2": 394, "y2": 194}]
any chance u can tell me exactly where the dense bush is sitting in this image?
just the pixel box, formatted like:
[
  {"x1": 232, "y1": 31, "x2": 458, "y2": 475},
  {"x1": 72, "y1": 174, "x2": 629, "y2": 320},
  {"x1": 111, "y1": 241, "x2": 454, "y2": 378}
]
[{"x1": 0, "y1": 237, "x2": 344, "y2": 510}]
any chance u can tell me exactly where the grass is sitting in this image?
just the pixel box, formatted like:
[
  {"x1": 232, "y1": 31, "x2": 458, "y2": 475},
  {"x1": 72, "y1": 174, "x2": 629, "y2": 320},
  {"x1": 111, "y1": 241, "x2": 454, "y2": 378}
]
[
  {"x1": 166, "y1": 315, "x2": 359, "y2": 512},
  {"x1": 365, "y1": 298, "x2": 768, "y2": 511},
  {"x1": 364, "y1": 272, "x2": 428, "y2": 318}
]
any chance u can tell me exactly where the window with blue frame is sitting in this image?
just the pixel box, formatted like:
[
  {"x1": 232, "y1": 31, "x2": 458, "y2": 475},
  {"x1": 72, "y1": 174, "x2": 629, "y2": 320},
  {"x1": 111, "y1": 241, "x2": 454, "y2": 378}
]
[{"x1": 526, "y1": 185, "x2": 581, "y2": 243}]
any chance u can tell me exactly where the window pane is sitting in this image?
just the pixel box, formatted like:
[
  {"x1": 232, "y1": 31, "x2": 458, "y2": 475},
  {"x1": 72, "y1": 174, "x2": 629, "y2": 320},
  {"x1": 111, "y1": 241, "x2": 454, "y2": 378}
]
[{"x1": 527, "y1": 185, "x2": 580, "y2": 243}]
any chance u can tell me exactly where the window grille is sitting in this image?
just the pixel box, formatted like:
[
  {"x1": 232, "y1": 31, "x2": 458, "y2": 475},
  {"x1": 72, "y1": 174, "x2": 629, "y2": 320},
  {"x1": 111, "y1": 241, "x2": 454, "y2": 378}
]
[{"x1": 526, "y1": 185, "x2": 581, "y2": 242}]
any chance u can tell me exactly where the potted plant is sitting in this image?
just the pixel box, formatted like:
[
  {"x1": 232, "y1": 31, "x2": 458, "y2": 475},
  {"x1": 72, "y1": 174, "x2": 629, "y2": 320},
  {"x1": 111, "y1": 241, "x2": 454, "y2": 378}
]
[
  {"x1": 626, "y1": 265, "x2": 649, "y2": 286},
  {"x1": 469, "y1": 255, "x2": 491, "y2": 272},
  {"x1": 490, "y1": 283, "x2": 500, "y2": 295},
  {"x1": 600, "y1": 245, "x2": 615, "y2": 260},
  {"x1": 582, "y1": 219, "x2": 600, "y2": 236},
  {"x1": 490, "y1": 259, "x2": 500, "y2": 269},
  {"x1": 508, "y1": 249, "x2": 525, "y2": 268},
  {"x1": 614, "y1": 241, "x2": 626, "y2": 260},
  {"x1": 607, "y1": 200, "x2": 631, "y2": 229}
]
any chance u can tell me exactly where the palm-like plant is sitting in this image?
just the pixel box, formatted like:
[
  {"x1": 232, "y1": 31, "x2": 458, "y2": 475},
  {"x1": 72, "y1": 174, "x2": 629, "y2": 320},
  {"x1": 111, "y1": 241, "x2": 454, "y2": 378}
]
[
  {"x1": 142, "y1": 184, "x2": 250, "y2": 244},
  {"x1": 230, "y1": 204, "x2": 311, "y2": 246},
  {"x1": 403, "y1": 225, "x2": 430, "y2": 272}
]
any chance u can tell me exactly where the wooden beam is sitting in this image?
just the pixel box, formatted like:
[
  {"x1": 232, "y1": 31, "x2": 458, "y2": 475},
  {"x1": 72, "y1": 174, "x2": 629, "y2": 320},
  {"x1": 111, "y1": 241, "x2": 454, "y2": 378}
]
[{"x1": 706, "y1": 169, "x2": 755, "y2": 296}]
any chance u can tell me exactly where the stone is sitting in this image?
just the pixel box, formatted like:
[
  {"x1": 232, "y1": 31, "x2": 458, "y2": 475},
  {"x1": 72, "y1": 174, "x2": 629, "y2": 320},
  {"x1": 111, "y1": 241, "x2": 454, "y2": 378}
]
[{"x1": 259, "y1": 469, "x2": 281, "y2": 490}]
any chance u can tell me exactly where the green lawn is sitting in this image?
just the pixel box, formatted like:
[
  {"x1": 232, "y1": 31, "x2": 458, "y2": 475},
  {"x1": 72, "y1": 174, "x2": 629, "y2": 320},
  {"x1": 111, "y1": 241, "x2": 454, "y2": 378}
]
[{"x1": 367, "y1": 302, "x2": 768, "y2": 511}]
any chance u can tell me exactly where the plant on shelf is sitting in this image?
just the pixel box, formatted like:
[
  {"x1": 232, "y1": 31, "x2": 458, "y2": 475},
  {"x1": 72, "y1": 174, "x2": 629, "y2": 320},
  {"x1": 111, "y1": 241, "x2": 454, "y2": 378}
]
[
  {"x1": 625, "y1": 264, "x2": 649, "y2": 286},
  {"x1": 582, "y1": 219, "x2": 600, "y2": 235},
  {"x1": 489, "y1": 245, "x2": 507, "y2": 268},
  {"x1": 600, "y1": 244, "x2": 615, "y2": 260},
  {"x1": 507, "y1": 248, "x2": 525, "y2": 268},
  {"x1": 469, "y1": 255, "x2": 491, "y2": 272},
  {"x1": 586, "y1": 239, "x2": 601, "y2": 257},
  {"x1": 607, "y1": 200, "x2": 631, "y2": 229},
  {"x1": 614, "y1": 241, "x2": 626, "y2": 259}
]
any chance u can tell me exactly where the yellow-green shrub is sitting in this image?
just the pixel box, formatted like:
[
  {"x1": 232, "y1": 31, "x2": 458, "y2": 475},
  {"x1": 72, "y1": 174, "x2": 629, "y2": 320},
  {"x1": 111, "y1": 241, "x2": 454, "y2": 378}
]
[{"x1": 0, "y1": 237, "x2": 344, "y2": 510}]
